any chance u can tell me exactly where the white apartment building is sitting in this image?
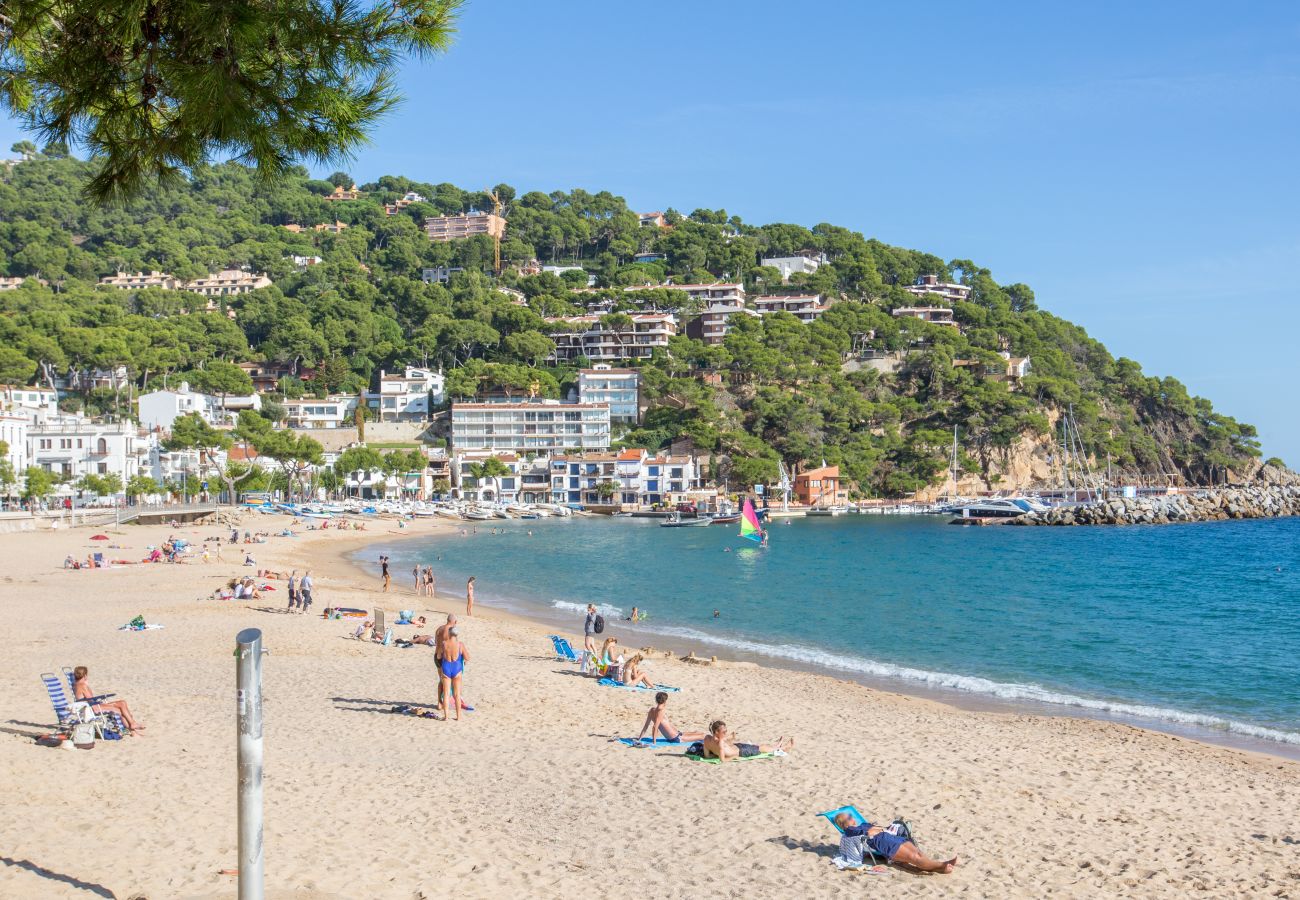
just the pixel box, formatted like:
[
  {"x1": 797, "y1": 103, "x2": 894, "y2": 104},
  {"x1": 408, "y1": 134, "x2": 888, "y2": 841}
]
[
  {"x1": 421, "y1": 266, "x2": 464, "y2": 284},
  {"x1": 752, "y1": 293, "x2": 828, "y2": 323},
  {"x1": 186, "y1": 269, "x2": 273, "y2": 297},
  {"x1": 453, "y1": 451, "x2": 522, "y2": 503},
  {"x1": 577, "y1": 366, "x2": 640, "y2": 424},
  {"x1": 0, "y1": 413, "x2": 29, "y2": 473},
  {"x1": 367, "y1": 366, "x2": 446, "y2": 422},
  {"x1": 689, "y1": 297, "x2": 758, "y2": 345},
  {"x1": 624, "y1": 282, "x2": 744, "y2": 308},
  {"x1": 27, "y1": 416, "x2": 143, "y2": 486},
  {"x1": 138, "y1": 383, "x2": 216, "y2": 432},
  {"x1": 761, "y1": 253, "x2": 825, "y2": 282},
  {"x1": 548, "y1": 449, "x2": 697, "y2": 507},
  {"x1": 98, "y1": 270, "x2": 183, "y2": 290},
  {"x1": 282, "y1": 396, "x2": 360, "y2": 429},
  {"x1": 903, "y1": 274, "x2": 972, "y2": 305},
  {"x1": 2, "y1": 385, "x2": 59, "y2": 416},
  {"x1": 290, "y1": 255, "x2": 323, "y2": 269},
  {"x1": 0, "y1": 276, "x2": 35, "y2": 290},
  {"x1": 138, "y1": 383, "x2": 261, "y2": 431},
  {"x1": 451, "y1": 401, "x2": 611, "y2": 453},
  {"x1": 891, "y1": 306, "x2": 958, "y2": 327},
  {"x1": 546, "y1": 313, "x2": 677, "y2": 363},
  {"x1": 99, "y1": 268, "x2": 272, "y2": 297}
]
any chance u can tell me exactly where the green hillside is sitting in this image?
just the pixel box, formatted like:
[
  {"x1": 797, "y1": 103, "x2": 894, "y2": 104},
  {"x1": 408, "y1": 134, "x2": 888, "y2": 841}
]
[{"x1": 0, "y1": 156, "x2": 1261, "y2": 495}]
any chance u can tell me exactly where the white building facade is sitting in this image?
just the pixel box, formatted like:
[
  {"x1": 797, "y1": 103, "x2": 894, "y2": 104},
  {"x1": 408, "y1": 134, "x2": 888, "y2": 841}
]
[
  {"x1": 367, "y1": 366, "x2": 445, "y2": 422},
  {"x1": 577, "y1": 366, "x2": 641, "y2": 424},
  {"x1": 451, "y1": 401, "x2": 611, "y2": 453}
]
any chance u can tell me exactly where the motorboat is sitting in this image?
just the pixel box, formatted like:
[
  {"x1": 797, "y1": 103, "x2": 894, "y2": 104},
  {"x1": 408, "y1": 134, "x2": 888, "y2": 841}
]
[
  {"x1": 708, "y1": 512, "x2": 741, "y2": 524},
  {"x1": 660, "y1": 513, "x2": 711, "y2": 527},
  {"x1": 954, "y1": 499, "x2": 1032, "y2": 519}
]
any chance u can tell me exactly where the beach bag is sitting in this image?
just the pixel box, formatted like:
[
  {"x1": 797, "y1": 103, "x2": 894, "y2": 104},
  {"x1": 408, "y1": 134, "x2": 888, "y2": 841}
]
[
  {"x1": 686, "y1": 740, "x2": 705, "y2": 757},
  {"x1": 593, "y1": 615, "x2": 605, "y2": 634},
  {"x1": 71, "y1": 721, "x2": 96, "y2": 749}
]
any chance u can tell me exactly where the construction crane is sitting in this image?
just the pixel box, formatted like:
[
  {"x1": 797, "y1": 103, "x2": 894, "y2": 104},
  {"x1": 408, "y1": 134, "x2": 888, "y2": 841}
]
[{"x1": 486, "y1": 188, "x2": 503, "y2": 276}]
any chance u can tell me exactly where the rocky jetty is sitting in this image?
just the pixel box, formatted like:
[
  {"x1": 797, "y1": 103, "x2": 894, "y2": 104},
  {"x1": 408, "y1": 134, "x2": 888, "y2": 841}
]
[{"x1": 1011, "y1": 484, "x2": 1300, "y2": 526}]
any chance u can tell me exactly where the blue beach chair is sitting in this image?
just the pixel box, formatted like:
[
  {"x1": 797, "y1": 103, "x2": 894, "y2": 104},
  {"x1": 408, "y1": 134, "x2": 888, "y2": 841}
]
[
  {"x1": 549, "y1": 635, "x2": 579, "y2": 662},
  {"x1": 817, "y1": 805, "x2": 914, "y2": 869}
]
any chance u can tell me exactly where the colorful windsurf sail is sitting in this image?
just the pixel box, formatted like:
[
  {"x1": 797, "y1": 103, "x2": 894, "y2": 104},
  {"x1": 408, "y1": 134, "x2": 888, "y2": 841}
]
[{"x1": 740, "y1": 499, "x2": 763, "y2": 543}]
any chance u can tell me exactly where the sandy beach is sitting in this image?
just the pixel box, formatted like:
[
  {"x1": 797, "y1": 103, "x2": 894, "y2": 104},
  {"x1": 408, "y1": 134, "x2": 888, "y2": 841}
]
[{"x1": 2, "y1": 513, "x2": 1298, "y2": 899}]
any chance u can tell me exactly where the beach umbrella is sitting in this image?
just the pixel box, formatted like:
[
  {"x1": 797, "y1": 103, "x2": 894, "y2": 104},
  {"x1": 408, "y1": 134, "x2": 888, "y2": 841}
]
[{"x1": 90, "y1": 534, "x2": 110, "y2": 540}]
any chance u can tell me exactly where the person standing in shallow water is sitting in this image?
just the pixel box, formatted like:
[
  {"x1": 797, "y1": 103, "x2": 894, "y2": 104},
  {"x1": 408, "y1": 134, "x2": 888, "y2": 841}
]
[
  {"x1": 466, "y1": 575, "x2": 475, "y2": 616},
  {"x1": 380, "y1": 555, "x2": 391, "y2": 592}
]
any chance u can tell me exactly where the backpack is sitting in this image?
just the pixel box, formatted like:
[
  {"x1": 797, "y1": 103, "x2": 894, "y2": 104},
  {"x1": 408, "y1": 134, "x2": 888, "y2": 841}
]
[{"x1": 593, "y1": 614, "x2": 605, "y2": 634}]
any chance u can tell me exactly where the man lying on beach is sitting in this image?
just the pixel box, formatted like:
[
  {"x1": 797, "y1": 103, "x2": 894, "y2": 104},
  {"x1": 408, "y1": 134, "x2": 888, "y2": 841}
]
[
  {"x1": 833, "y1": 812, "x2": 958, "y2": 874},
  {"x1": 634, "y1": 692, "x2": 707, "y2": 745},
  {"x1": 701, "y1": 720, "x2": 792, "y2": 761}
]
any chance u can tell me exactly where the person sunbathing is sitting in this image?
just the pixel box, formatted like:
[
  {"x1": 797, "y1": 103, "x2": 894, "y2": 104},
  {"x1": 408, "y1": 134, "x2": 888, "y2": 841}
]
[
  {"x1": 72, "y1": 666, "x2": 144, "y2": 734},
  {"x1": 833, "y1": 812, "x2": 958, "y2": 874},
  {"x1": 701, "y1": 720, "x2": 791, "y2": 761},
  {"x1": 634, "y1": 692, "x2": 707, "y2": 745},
  {"x1": 619, "y1": 654, "x2": 656, "y2": 690}
]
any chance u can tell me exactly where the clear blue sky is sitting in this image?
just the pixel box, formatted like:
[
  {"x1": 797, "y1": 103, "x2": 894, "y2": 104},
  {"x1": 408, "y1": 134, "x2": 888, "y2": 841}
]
[{"x1": 4, "y1": 1, "x2": 1298, "y2": 464}]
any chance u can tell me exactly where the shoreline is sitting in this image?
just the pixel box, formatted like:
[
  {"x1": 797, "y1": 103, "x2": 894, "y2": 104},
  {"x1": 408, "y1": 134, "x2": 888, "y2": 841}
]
[
  {"x1": 4, "y1": 512, "x2": 1299, "y2": 898},
  {"x1": 347, "y1": 521, "x2": 1300, "y2": 764}
]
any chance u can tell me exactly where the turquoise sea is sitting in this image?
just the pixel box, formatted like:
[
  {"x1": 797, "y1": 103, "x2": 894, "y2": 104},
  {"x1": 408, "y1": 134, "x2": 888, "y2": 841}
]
[{"x1": 368, "y1": 514, "x2": 1300, "y2": 751}]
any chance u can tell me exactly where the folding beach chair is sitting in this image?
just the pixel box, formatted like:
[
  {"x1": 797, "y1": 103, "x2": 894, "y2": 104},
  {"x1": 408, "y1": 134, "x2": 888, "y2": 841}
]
[
  {"x1": 92, "y1": 552, "x2": 105, "y2": 567},
  {"x1": 42, "y1": 673, "x2": 116, "y2": 738},
  {"x1": 62, "y1": 668, "x2": 127, "y2": 736},
  {"x1": 548, "y1": 635, "x2": 579, "y2": 662},
  {"x1": 373, "y1": 608, "x2": 387, "y2": 634},
  {"x1": 817, "y1": 805, "x2": 915, "y2": 870}
]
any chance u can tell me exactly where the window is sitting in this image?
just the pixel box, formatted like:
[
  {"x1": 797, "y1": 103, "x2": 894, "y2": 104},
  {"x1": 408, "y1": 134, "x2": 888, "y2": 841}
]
[
  {"x1": 60, "y1": 438, "x2": 72, "y2": 449},
  {"x1": 97, "y1": 438, "x2": 108, "y2": 454},
  {"x1": 97, "y1": 463, "x2": 107, "y2": 474},
  {"x1": 39, "y1": 438, "x2": 51, "y2": 450}
]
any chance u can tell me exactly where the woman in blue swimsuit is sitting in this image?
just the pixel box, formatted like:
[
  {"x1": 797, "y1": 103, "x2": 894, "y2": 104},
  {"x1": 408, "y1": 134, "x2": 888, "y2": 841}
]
[{"x1": 439, "y1": 627, "x2": 470, "y2": 721}]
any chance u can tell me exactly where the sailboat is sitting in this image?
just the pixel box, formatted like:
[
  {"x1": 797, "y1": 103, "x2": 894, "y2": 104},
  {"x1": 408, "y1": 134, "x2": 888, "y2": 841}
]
[{"x1": 740, "y1": 499, "x2": 766, "y2": 545}]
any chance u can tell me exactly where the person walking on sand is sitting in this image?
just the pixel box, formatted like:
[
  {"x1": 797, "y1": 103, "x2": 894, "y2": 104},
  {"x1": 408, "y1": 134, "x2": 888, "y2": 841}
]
[
  {"x1": 412, "y1": 564, "x2": 421, "y2": 595},
  {"x1": 466, "y1": 576, "x2": 475, "y2": 616},
  {"x1": 634, "y1": 692, "x2": 707, "y2": 745},
  {"x1": 299, "y1": 570, "x2": 313, "y2": 613},
  {"x1": 287, "y1": 570, "x2": 298, "y2": 611},
  {"x1": 426, "y1": 566, "x2": 436, "y2": 599},
  {"x1": 380, "y1": 555, "x2": 391, "y2": 592},
  {"x1": 583, "y1": 604, "x2": 597, "y2": 653},
  {"x1": 833, "y1": 812, "x2": 959, "y2": 874},
  {"x1": 438, "y1": 626, "x2": 469, "y2": 721}
]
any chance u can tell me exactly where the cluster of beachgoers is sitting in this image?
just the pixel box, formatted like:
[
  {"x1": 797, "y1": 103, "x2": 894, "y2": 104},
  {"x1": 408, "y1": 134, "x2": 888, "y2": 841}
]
[{"x1": 6, "y1": 512, "x2": 1296, "y2": 898}]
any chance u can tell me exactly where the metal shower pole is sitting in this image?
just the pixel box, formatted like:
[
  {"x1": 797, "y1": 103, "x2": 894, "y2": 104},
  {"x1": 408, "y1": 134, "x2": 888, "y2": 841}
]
[{"x1": 235, "y1": 628, "x2": 265, "y2": 900}]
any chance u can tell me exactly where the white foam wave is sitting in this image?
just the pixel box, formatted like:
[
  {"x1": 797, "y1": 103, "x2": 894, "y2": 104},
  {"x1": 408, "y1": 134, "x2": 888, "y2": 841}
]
[
  {"x1": 639, "y1": 625, "x2": 1300, "y2": 747},
  {"x1": 551, "y1": 599, "x2": 624, "y2": 618}
]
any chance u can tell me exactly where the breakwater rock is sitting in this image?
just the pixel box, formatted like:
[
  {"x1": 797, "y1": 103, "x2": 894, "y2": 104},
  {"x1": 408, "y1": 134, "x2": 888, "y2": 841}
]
[{"x1": 1011, "y1": 484, "x2": 1300, "y2": 526}]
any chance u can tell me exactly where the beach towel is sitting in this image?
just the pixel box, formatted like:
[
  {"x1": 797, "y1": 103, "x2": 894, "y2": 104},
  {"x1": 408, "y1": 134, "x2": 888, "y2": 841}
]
[
  {"x1": 118, "y1": 622, "x2": 164, "y2": 631},
  {"x1": 597, "y1": 677, "x2": 679, "y2": 693},
  {"x1": 684, "y1": 750, "x2": 780, "y2": 764},
  {"x1": 615, "y1": 737, "x2": 685, "y2": 747}
]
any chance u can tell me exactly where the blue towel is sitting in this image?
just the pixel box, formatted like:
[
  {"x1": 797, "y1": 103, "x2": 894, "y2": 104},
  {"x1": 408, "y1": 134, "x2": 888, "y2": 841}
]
[
  {"x1": 597, "y1": 678, "x2": 680, "y2": 692},
  {"x1": 615, "y1": 737, "x2": 684, "y2": 747}
]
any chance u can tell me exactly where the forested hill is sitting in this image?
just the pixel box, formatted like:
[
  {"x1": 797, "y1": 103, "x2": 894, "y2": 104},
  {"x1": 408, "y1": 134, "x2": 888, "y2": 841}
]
[{"x1": 0, "y1": 156, "x2": 1266, "y2": 494}]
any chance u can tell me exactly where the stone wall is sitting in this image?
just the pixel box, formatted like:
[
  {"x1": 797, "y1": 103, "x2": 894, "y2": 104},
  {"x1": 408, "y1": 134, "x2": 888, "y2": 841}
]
[{"x1": 1011, "y1": 484, "x2": 1300, "y2": 526}]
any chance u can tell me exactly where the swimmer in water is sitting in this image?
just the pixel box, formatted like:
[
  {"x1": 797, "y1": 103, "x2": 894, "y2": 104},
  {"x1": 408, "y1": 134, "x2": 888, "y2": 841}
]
[{"x1": 713, "y1": 609, "x2": 720, "y2": 618}]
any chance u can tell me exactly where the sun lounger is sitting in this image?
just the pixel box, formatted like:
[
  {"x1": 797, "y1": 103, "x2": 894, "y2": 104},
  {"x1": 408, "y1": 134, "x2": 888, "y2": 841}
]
[
  {"x1": 548, "y1": 635, "x2": 579, "y2": 662},
  {"x1": 597, "y1": 677, "x2": 679, "y2": 693}
]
